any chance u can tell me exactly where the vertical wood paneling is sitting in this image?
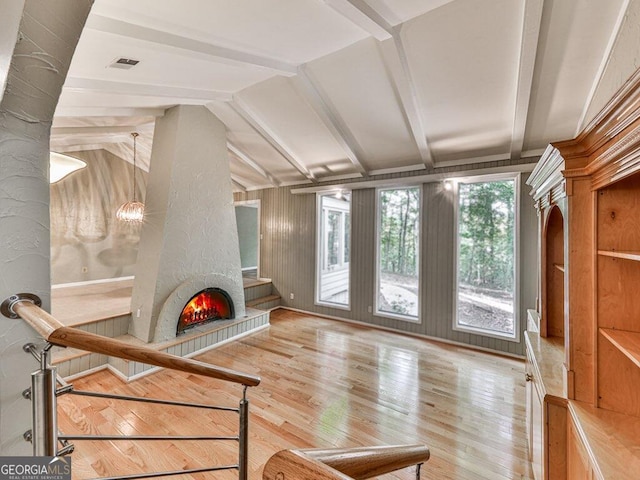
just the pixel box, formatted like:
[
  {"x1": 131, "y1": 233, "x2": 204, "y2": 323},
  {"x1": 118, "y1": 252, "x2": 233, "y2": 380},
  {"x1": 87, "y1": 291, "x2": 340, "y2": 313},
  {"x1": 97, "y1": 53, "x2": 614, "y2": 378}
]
[
  {"x1": 351, "y1": 188, "x2": 376, "y2": 321},
  {"x1": 235, "y1": 172, "x2": 537, "y2": 356}
]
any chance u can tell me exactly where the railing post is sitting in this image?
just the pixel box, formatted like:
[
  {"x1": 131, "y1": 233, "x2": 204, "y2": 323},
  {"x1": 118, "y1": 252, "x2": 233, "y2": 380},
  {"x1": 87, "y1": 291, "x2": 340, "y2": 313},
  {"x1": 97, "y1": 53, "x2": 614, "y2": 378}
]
[
  {"x1": 31, "y1": 345, "x2": 58, "y2": 456},
  {"x1": 238, "y1": 386, "x2": 249, "y2": 480}
]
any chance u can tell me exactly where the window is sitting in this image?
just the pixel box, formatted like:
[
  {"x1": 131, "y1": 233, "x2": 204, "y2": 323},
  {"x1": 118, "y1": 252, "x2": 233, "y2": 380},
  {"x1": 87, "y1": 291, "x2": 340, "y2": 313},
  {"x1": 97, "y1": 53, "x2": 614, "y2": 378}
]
[
  {"x1": 316, "y1": 193, "x2": 350, "y2": 308},
  {"x1": 376, "y1": 186, "x2": 421, "y2": 321},
  {"x1": 454, "y1": 176, "x2": 518, "y2": 339}
]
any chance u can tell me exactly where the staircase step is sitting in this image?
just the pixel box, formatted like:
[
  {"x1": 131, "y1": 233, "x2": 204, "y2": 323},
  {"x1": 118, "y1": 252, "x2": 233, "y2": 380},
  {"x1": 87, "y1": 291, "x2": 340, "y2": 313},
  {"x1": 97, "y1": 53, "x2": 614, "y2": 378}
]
[
  {"x1": 242, "y1": 278, "x2": 272, "y2": 289},
  {"x1": 52, "y1": 310, "x2": 271, "y2": 381},
  {"x1": 52, "y1": 348, "x2": 108, "y2": 379},
  {"x1": 50, "y1": 314, "x2": 130, "y2": 374},
  {"x1": 244, "y1": 279, "x2": 275, "y2": 303},
  {"x1": 74, "y1": 314, "x2": 130, "y2": 337},
  {"x1": 246, "y1": 294, "x2": 281, "y2": 309}
]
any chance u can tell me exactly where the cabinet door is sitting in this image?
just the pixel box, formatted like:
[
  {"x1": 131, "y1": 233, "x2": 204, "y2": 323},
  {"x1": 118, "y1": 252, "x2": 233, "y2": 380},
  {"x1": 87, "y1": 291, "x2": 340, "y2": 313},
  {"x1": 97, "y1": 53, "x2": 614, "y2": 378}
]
[
  {"x1": 531, "y1": 384, "x2": 543, "y2": 480},
  {"x1": 567, "y1": 417, "x2": 592, "y2": 479},
  {"x1": 526, "y1": 353, "x2": 533, "y2": 460},
  {"x1": 547, "y1": 402, "x2": 567, "y2": 479},
  {"x1": 526, "y1": 349, "x2": 544, "y2": 480}
]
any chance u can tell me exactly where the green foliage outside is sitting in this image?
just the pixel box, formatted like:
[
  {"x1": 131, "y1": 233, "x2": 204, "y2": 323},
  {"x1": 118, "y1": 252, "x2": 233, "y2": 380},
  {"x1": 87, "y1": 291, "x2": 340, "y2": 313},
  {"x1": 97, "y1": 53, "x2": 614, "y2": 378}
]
[
  {"x1": 458, "y1": 180, "x2": 514, "y2": 292},
  {"x1": 378, "y1": 187, "x2": 420, "y2": 317},
  {"x1": 379, "y1": 187, "x2": 420, "y2": 277}
]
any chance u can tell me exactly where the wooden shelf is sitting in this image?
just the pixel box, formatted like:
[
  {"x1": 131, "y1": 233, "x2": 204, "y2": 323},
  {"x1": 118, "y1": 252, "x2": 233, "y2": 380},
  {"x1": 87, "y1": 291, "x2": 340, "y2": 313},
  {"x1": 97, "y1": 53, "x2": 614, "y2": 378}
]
[
  {"x1": 600, "y1": 328, "x2": 640, "y2": 369},
  {"x1": 569, "y1": 401, "x2": 640, "y2": 480},
  {"x1": 554, "y1": 263, "x2": 565, "y2": 273},
  {"x1": 597, "y1": 250, "x2": 640, "y2": 262}
]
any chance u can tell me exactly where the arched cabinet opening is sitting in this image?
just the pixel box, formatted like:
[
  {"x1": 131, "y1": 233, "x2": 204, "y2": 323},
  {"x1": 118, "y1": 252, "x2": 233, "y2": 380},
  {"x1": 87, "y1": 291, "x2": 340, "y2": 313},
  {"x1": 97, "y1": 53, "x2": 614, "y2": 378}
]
[{"x1": 543, "y1": 205, "x2": 564, "y2": 339}]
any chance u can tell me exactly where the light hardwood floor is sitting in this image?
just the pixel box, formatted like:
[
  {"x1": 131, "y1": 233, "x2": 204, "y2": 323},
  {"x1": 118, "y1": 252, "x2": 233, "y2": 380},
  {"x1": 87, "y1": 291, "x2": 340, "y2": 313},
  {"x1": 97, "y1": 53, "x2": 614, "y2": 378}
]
[{"x1": 58, "y1": 309, "x2": 534, "y2": 480}]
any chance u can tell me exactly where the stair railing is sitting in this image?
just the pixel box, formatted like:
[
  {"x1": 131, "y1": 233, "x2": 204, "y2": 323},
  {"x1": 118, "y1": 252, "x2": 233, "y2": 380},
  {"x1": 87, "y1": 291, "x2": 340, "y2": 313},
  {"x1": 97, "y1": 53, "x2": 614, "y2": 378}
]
[
  {"x1": 2, "y1": 292, "x2": 431, "y2": 480},
  {"x1": 2, "y1": 293, "x2": 260, "y2": 480},
  {"x1": 263, "y1": 444, "x2": 430, "y2": 480}
]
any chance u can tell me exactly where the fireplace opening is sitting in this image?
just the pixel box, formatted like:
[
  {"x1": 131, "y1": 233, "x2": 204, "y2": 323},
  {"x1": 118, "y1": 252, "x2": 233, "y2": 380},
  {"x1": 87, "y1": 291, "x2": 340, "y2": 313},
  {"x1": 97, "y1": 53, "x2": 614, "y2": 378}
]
[{"x1": 177, "y1": 288, "x2": 235, "y2": 335}]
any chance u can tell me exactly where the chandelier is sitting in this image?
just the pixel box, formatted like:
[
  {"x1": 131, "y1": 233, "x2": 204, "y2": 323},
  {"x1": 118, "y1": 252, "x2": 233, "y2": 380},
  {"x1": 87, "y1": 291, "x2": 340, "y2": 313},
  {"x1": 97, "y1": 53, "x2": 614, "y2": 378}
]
[{"x1": 116, "y1": 132, "x2": 145, "y2": 223}]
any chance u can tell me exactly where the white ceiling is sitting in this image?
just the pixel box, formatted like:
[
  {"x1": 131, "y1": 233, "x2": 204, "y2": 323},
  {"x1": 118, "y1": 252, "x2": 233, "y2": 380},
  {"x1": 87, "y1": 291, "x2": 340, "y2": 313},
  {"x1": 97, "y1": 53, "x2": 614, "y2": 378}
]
[{"x1": 50, "y1": 0, "x2": 631, "y2": 191}]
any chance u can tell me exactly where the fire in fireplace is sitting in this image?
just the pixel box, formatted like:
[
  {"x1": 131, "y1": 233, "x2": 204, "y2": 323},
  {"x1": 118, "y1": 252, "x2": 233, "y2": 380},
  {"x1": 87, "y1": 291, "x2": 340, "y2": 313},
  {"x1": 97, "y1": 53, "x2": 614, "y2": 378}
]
[{"x1": 177, "y1": 288, "x2": 235, "y2": 335}]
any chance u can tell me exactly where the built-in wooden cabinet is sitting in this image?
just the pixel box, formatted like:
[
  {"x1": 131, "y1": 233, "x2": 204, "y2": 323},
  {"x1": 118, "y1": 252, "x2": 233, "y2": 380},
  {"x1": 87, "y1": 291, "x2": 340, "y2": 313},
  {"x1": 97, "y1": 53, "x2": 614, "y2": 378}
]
[
  {"x1": 524, "y1": 317, "x2": 566, "y2": 480},
  {"x1": 595, "y1": 174, "x2": 640, "y2": 418},
  {"x1": 566, "y1": 415, "x2": 592, "y2": 479},
  {"x1": 526, "y1": 345, "x2": 544, "y2": 480},
  {"x1": 526, "y1": 68, "x2": 640, "y2": 479}
]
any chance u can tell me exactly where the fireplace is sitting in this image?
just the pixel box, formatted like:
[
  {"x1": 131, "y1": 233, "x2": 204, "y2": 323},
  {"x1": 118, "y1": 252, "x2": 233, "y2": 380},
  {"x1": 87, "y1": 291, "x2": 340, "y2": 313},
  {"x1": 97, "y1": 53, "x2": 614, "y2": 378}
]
[{"x1": 177, "y1": 288, "x2": 235, "y2": 335}]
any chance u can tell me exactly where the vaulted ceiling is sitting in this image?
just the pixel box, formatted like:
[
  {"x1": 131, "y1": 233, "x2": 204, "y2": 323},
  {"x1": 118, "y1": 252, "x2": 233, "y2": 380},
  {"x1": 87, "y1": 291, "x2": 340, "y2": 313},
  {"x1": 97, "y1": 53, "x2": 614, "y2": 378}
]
[{"x1": 50, "y1": 0, "x2": 631, "y2": 191}]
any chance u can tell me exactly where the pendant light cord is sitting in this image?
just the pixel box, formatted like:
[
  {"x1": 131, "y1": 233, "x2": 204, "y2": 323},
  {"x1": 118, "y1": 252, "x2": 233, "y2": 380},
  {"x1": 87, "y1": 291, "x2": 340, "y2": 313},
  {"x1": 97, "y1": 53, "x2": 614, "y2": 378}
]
[{"x1": 132, "y1": 132, "x2": 139, "y2": 202}]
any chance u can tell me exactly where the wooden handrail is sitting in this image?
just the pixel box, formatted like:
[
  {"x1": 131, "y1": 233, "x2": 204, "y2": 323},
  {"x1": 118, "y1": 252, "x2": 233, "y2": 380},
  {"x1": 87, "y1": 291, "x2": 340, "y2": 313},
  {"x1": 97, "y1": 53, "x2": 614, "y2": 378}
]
[
  {"x1": 12, "y1": 300, "x2": 261, "y2": 387},
  {"x1": 264, "y1": 450, "x2": 352, "y2": 480},
  {"x1": 263, "y1": 444, "x2": 430, "y2": 480}
]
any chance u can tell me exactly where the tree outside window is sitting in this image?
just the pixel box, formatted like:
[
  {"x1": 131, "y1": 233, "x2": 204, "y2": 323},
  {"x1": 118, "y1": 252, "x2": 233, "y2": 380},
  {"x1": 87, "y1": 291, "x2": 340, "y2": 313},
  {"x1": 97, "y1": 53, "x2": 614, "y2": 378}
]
[
  {"x1": 456, "y1": 178, "x2": 516, "y2": 337},
  {"x1": 376, "y1": 187, "x2": 421, "y2": 320}
]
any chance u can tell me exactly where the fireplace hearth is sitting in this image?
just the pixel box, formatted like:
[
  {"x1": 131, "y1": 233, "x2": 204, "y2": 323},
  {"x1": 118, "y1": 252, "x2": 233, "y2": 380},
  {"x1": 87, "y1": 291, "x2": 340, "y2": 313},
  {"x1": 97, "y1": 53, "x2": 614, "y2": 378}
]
[{"x1": 177, "y1": 288, "x2": 234, "y2": 335}]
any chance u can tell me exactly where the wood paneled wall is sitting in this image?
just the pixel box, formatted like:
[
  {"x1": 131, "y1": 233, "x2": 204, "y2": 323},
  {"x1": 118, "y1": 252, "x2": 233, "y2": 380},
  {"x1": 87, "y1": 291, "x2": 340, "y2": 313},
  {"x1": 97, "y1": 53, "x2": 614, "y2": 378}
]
[{"x1": 236, "y1": 174, "x2": 537, "y2": 356}]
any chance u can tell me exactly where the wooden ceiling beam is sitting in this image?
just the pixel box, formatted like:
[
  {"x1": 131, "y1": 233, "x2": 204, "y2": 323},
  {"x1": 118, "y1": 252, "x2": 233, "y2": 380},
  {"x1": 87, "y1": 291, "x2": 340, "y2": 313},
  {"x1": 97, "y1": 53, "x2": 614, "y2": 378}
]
[
  {"x1": 326, "y1": 1, "x2": 434, "y2": 168},
  {"x1": 227, "y1": 141, "x2": 280, "y2": 187},
  {"x1": 510, "y1": 0, "x2": 545, "y2": 161},
  {"x1": 230, "y1": 174, "x2": 249, "y2": 192},
  {"x1": 322, "y1": 0, "x2": 391, "y2": 40},
  {"x1": 86, "y1": 14, "x2": 298, "y2": 76},
  {"x1": 51, "y1": 125, "x2": 152, "y2": 136},
  {"x1": 229, "y1": 97, "x2": 317, "y2": 183},
  {"x1": 377, "y1": 34, "x2": 433, "y2": 168},
  {"x1": 50, "y1": 134, "x2": 130, "y2": 148},
  {"x1": 64, "y1": 77, "x2": 232, "y2": 102},
  {"x1": 293, "y1": 66, "x2": 367, "y2": 176},
  {"x1": 54, "y1": 106, "x2": 166, "y2": 118}
]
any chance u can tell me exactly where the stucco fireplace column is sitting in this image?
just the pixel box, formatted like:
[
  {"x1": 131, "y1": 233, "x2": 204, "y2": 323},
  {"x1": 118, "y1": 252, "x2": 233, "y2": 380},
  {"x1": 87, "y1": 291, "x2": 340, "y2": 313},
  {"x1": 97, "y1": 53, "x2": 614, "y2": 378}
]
[{"x1": 129, "y1": 105, "x2": 246, "y2": 343}]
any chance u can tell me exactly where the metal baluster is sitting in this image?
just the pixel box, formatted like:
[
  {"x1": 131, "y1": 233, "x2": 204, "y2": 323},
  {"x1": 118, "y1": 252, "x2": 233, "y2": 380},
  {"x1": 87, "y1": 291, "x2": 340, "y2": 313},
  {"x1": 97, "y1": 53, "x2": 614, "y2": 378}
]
[
  {"x1": 31, "y1": 343, "x2": 58, "y2": 456},
  {"x1": 5, "y1": 292, "x2": 259, "y2": 476},
  {"x1": 238, "y1": 386, "x2": 249, "y2": 480}
]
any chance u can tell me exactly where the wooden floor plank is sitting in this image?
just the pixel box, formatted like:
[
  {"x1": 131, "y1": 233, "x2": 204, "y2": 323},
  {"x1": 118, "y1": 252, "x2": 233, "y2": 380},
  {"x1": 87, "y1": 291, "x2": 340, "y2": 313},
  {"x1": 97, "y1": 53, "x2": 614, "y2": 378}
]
[{"x1": 58, "y1": 309, "x2": 534, "y2": 479}]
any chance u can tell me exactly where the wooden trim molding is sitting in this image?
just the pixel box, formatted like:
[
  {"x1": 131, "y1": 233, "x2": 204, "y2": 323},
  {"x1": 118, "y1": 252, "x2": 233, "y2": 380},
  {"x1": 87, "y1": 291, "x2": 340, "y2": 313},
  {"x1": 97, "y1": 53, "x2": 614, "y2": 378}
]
[
  {"x1": 553, "y1": 67, "x2": 640, "y2": 187},
  {"x1": 527, "y1": 146, "x2": 565, "y2": 201},
  {"x1": 529, "y1": 66, "x2": 640, "y2": 201},
  {"x1": 553, "y1": 67, "x2": 640, "y2": 166}
]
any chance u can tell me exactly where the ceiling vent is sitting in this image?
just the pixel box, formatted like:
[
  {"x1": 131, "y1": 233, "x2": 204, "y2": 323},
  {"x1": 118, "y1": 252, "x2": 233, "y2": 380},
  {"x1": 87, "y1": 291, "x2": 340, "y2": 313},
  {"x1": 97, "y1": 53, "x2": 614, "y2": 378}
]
[{"x1": 108, "y1": 57, "x2": 140, "y2": 70}]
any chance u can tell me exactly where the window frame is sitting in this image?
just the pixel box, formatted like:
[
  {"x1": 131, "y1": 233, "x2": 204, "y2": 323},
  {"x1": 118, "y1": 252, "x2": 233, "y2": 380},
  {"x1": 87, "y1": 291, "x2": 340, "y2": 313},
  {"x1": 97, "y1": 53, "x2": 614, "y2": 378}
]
[
  {"x1": 452, "y1": 172, "x2": 521, "y2": 342},
  {"x1": 315, "y1": 192, "x2": 351, "y2": 310},
  {"x1": 374, "y1": 185, "x2": 422, "y2": 323}
]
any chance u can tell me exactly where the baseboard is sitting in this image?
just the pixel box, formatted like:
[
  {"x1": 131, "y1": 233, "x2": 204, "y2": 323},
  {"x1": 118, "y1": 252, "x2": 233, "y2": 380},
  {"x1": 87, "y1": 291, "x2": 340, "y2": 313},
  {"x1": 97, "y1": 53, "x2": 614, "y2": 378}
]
[
  {"x1": 63, "y1": 364, "x2": 109, "y2": 382},
  {"x1": 53, "y1": 276, "x2": 134, "y2": 289}
]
